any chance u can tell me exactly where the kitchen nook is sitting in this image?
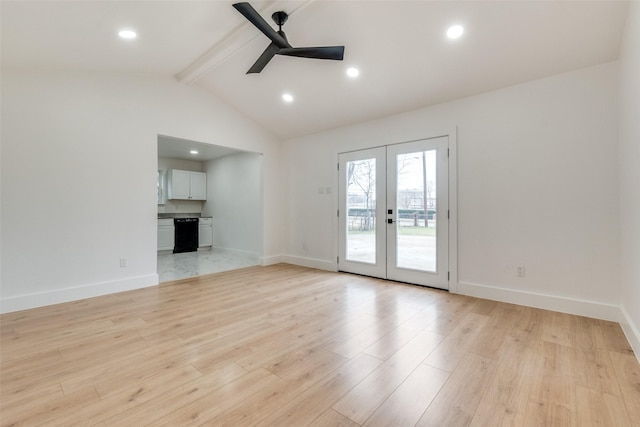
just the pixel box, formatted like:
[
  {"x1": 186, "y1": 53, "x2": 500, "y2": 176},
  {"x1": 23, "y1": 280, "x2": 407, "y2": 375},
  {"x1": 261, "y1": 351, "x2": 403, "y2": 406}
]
[{"x1": 157, "y1": 135, "x2": 262, "y2": 282}]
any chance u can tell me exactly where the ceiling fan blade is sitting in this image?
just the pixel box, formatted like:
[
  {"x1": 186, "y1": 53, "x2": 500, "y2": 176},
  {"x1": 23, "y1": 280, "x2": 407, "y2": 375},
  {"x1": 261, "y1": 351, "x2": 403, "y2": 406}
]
[
  {"x1": 247, "y1": 42, "x2": 280, "y2": 74},
  {"x1": 233, "y1": 2, "x2": 291, "y2": 49},
  {"x1": 278, "y1": 46, "x2": 345, "y2": 61}
]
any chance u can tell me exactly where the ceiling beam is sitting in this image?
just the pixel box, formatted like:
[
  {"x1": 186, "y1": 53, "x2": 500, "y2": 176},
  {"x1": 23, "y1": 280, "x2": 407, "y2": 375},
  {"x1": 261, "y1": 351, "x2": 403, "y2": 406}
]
[{"x1": 175, "y1": 0, "x2": 315, "y2": 85}]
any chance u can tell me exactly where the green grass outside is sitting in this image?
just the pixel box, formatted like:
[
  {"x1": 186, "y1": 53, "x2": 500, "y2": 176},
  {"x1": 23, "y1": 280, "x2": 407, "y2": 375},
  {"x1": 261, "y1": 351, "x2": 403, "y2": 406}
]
[{"x1": 398, "y1": 226, "x2": 436, "y2": 236}]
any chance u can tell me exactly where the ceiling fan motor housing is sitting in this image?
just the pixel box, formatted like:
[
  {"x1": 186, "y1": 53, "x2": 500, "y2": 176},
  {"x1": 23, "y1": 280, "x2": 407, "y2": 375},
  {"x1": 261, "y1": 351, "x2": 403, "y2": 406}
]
[{"x1": 272, "y1": 11, "x2": 288, "y2": 28}]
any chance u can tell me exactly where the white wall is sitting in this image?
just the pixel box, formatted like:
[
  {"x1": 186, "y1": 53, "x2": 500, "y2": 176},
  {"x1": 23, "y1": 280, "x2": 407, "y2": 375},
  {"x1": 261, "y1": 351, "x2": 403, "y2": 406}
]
[
  {"x1": 203, "y1": 152, "x2": 262, "y2": 255},
  {"x1": 618, "y1": 2, "x2": 640, "y2": 355},
  {"x1": 157, "y1": 157, "x2": 204, "y2": 214},
  {"x1": 283, "y1": 62, "x2": 621, "y2": 320},
  {"x1": 0, "y1": 69, "x2": 284, "y2": 312}
]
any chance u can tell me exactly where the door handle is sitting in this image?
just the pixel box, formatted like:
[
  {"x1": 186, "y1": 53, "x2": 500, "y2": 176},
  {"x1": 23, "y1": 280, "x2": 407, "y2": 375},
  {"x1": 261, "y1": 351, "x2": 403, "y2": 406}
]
[{"x1": 387, "y1": 218, "x2": 395, "y2": 224}]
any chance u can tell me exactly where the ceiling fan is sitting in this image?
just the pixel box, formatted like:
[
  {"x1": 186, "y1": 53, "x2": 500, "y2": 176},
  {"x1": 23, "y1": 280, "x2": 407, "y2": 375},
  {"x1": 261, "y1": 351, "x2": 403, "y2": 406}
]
[{"x1": 233, "y1": 2, "x2": 345, "y2": 74}]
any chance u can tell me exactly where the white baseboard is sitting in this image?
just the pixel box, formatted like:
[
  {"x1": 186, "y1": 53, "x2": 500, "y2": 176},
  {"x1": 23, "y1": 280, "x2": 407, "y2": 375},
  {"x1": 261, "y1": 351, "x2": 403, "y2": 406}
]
[
  {"x1": 212, "y1": 246, "x2": 259, "y2": 258},
  {"x1": 456, "y1": 280, "x2": 620, "y2": 322},
  {"x1": 259, "y1": 254, "x2": 287, "y2": 266},
  {"x1": 282, "y1": 255, "x2": 337, "y2": 272},
  {"x1": 620, "y1": 307, "x2": 640, "y2": 363},
  {"x1": 0, "y1": 274, "x2": 159, "y2": 314}
]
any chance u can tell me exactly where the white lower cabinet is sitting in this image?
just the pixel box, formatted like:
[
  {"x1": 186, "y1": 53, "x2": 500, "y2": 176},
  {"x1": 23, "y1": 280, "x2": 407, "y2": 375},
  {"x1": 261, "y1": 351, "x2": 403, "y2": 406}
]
[
  {"x1": 199, "y1": 217, "x2": 213, "y2": 248},
  {"x1": 157, "y1": 219, "x2": 175, "y2": 251},
  {"x1": 158, "y1": 217, "x2": 212, "y2": 251}
]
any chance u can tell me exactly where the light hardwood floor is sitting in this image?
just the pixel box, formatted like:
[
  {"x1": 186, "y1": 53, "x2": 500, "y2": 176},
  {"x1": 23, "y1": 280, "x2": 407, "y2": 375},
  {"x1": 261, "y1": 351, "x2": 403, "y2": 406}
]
[{"x1": 1, "y1": 264, "x2": 639, "y2": 426}]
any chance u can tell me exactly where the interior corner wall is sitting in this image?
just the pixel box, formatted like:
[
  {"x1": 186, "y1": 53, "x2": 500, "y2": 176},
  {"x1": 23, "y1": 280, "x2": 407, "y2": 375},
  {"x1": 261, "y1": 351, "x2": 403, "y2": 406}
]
[
  {"x1": 0, "y1": 69, "x2": 283, "y2": 313},
  {"x1": 203, "y1": 152, "x2": 262, "y2": 255},
  {"x1": 618, "y1": 2, "x2": 640, "y2": 355},
  {"x1": 282, "y1": 61, "x2": 621, "y2": 321}
]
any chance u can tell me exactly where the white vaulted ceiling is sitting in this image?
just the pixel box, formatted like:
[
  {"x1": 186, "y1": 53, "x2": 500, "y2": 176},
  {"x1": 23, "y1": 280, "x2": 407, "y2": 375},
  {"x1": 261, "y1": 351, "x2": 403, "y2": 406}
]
[{"x1": 1, "y1": 0, "x2": 630, "y2": 139}]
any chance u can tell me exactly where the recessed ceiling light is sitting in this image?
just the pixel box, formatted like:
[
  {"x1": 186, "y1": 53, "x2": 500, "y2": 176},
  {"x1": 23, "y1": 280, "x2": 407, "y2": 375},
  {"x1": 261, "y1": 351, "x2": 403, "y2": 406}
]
[
  {"x1": 282, "y1": 93, "x2": 294, "y2": 103},
  {"x1": 118, "y1": 29, "x2": 137, "y2": 39},
  {"x1": 190, "y1": 150, "x2": 198, "y2": 155},
  {"x1": 346, "y1": 67, "x2": 360, "y2": 78},
  {"x1": 447, "y1": 25, "x2": 464, "y2": 39}
]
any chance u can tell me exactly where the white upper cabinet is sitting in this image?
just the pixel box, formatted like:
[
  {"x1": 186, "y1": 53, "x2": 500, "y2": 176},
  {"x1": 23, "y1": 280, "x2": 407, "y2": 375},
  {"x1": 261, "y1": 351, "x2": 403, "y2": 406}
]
[
  {"x1": 189, "y1": 171, "x2": 207, "y2": 200},
  {"x1": 168, "y1": 169, "x2": 190, "y2": 199},
  {"x1": 168, "y1": 169, "x2": 206, "y2": 200}
]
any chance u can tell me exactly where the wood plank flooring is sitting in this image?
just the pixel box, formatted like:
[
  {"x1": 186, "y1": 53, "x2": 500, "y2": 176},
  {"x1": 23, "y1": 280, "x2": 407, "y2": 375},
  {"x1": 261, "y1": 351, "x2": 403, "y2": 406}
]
[{"x1": 1, "y1": 264, "x2": 638, "y2": 426}]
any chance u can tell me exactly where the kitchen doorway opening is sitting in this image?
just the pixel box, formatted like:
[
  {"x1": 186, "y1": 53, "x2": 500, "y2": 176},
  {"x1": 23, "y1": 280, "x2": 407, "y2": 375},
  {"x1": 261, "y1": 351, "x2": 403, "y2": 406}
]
[{"x1": 157, "y1": 135, "x2": 263, "y2": 282}]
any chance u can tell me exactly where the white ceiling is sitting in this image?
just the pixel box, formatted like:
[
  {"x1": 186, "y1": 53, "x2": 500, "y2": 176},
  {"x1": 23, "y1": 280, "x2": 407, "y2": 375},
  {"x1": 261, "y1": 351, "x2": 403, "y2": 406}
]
[
  {"x1": 158, "y1": 135, "x2": 245, "y2": 161},
  {"x1": 1, "y1": 1, "x2": 630, "y2": 140}
]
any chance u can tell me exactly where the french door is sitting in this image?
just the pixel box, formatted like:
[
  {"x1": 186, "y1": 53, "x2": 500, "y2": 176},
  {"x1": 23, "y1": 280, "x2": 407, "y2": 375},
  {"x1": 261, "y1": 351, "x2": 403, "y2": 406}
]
[{"x1": 338, "y1": 137, "x2": 449, "y2": 289}]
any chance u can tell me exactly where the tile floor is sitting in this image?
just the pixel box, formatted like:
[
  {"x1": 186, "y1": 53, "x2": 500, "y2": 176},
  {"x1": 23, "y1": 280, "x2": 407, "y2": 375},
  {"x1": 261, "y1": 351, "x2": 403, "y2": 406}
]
[{"x1": 157, "y1": 248, "x2": 259, "y2": 283}]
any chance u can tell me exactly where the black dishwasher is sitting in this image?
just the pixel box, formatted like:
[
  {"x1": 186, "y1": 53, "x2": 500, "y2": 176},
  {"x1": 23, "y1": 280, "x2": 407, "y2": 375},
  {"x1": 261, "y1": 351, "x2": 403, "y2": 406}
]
[{"x1": 174, "y1": 218, "x2": 199, "y2": 253}]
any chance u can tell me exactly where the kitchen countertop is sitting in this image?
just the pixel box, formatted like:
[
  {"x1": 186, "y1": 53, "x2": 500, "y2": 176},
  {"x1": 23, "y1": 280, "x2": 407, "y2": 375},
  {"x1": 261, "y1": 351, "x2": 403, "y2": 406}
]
[{"x1": 158, "y1": 213, "x2": 204, "y2": 219}]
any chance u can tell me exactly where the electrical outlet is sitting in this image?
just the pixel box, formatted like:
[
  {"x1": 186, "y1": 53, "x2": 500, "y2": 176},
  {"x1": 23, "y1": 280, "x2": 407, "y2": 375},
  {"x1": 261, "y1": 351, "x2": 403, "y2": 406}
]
[
  {"x1": 516, "y1": 266, "x2": 525, "y2": 277},
  {"x1": 120, "y1": 257, "x2": 128, "y2": 268}
]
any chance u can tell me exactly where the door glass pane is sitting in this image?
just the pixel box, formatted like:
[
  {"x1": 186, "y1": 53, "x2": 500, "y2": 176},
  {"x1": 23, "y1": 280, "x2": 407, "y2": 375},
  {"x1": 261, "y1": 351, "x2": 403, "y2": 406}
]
[
  {"x1": 395, "y1": 150, "x2": 436, "y2": 272},
  {"x1": 346, "y1": 158, "x2": 377, "y2": 263}
]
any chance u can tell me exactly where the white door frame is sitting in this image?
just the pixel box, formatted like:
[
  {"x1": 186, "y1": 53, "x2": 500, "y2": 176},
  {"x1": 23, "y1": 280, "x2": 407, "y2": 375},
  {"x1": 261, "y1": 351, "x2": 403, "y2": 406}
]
[
  {"x1": 333, "y1": 128, "x2": 458, "y2": 293},
  {"x1": 386, "y1": 137, "x2": 449, "y2": 288},
  {"x1": 337, "y1": 147, "x2": 387, "y2": 278}
]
